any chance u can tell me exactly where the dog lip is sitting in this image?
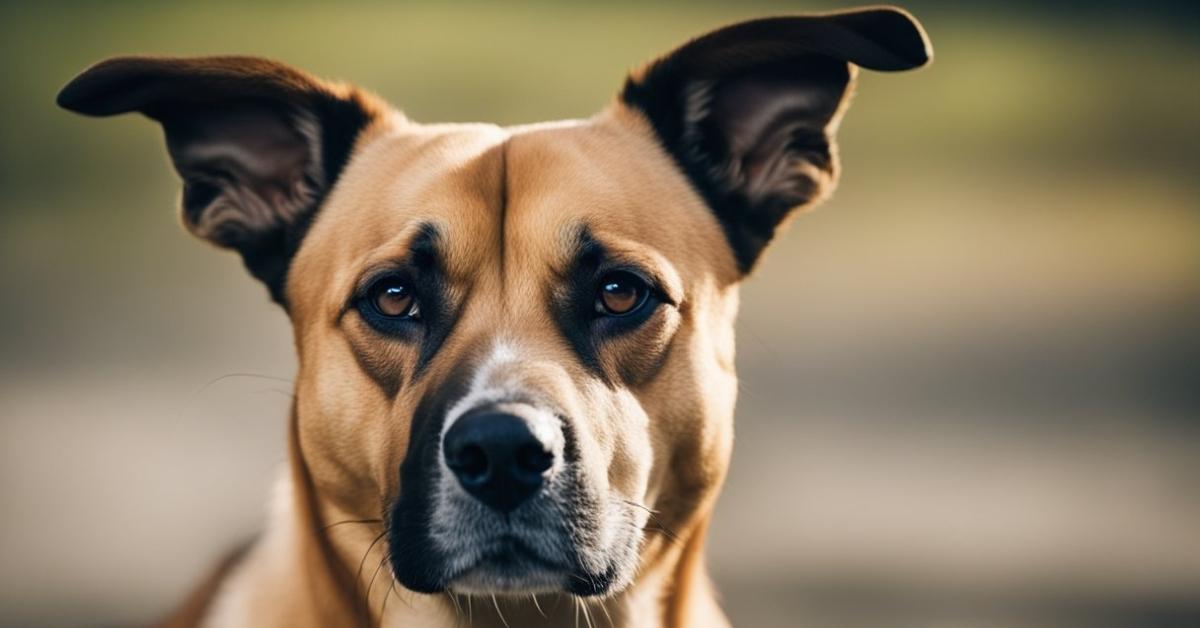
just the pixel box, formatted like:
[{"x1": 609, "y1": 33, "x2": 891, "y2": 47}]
[
  {"x1": 477, "y1": 535, "x2": 570, "y2": 571},
  {"x1": 444, "y1": 535, "x2": 573, "y2": 591}
]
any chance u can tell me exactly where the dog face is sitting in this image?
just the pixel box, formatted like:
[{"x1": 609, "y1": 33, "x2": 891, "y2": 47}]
[
  {"x1": 58, "y1": 8, "x2": 929, "y2": 600},
  {"x1": 288, "y1": 113, "x2": 744, "y2": 595}
]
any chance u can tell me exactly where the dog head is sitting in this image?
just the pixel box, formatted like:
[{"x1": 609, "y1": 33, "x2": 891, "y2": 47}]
[{"x1": 58, "y1": 7, "x2": 929, "y2": 599}]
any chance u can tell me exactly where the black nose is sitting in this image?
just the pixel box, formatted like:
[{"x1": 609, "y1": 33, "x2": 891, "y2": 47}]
[{"x1": 442, "y1": 411, "x2": 556, "y2": 513}]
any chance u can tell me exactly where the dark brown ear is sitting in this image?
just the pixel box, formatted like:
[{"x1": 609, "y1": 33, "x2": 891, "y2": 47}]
[
  {"x1": 621, "y1": 6, "x2": 931, "y2": 273},
  {"x1": 56, "y1": 56, "x2": 386, "y2": 304}
]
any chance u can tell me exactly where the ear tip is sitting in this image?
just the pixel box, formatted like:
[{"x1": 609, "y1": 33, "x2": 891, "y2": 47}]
[
  {"x1": 55, "y1": 56, "x2": 146, "y2": 115},
  {"x1": 853, "y1": 5, "x2": 934, "y2": 69},
  {"x1": 56, "y1": 55, "x2": 336, "y2": 116},
  {"x1": 55, "y1": 76, "x2": 97, "y2": 114},
  {"x1": 56, "y1": 68, "x2": 97, "y2": 114}
]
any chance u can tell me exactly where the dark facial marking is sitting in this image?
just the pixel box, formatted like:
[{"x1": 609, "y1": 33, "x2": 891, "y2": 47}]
[
  {"x1": 551, "y1": 421, "x2": 633, "y2": 597},
  {"x1": 550, "y1": 226, "x2": 671, "y2": 385},
  {"x1": 349, "y1": 224, "x2": 461, "y2": 397},
  {"x1": 387, "y1": 356, "x2": 477, "y2": 593},
  {"x1": 551, "y1": 228, "x2": 606, "y2": 377}
]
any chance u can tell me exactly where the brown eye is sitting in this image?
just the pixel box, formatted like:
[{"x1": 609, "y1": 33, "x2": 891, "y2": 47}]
[
  {"x1": 595, "y1": 271, "x2": 649, "y2": 316},
  {"x1": 370, "y1": 280, "x2": 418, "y2": 318}
]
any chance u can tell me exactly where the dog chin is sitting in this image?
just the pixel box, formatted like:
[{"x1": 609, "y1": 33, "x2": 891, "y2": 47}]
[
  {"x1": 391, "y1": 470, "x2": 647, "y2": 597},
  {"x1": 447, "y1": 565, "x2": 621, "y2": 598},
  {"x1": 444, "y1": 538, "x2": 626, "y2": 598},
  {"x1": 393, "y1": 526, "x2": 636, "y2": 599},
  {"x1": 447, "y1": 566, "x2": 565, "y2": 595},
  {"x1": 446, "y1": 537, "x2": 572, "y2": 594}
]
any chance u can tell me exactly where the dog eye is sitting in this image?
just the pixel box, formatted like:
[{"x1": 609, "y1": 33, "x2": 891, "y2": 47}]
[
  {"x1": 595, "y1": 271, "x2": 649, "y2": 317},
  {"x1": 369, "y1": 278, "x2": 420, "y2": 319}
]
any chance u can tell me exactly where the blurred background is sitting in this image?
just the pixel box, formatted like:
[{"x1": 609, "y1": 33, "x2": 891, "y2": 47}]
[{"x1": 1, "y1": 1, "x2": 1197, "y2": 627}]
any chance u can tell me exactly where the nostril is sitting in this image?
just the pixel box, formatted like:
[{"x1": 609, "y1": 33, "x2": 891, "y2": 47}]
[
  {"x1": 450, "y1": 444, "x2": 489, "y2": 484},
  {"x1": 442, "y1": 409, "x2": 559, "y2": 513},
  {"x1": 515, "y1": 442, "x2": 554, "y2": 476}
]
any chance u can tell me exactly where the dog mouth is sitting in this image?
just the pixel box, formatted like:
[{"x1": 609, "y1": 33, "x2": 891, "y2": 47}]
[
  {"x1": 387, "y1": 495, "x2": 639, "y2": 598},
  {"x1": 443, "y1": 535, "x2": 576, "y2": 594},
  {"x1": 389, "y1": 522, "x2": 629, "y2": 597}
]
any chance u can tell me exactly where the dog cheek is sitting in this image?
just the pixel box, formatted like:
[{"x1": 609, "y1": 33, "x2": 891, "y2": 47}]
[
  {"x1": 296, "y1": 344, "x2": 397, "y2": 512},
  {"x1": 637, "y1": 327, "x2": 736, "y2": 533},
  {"x1": 604, "y1": 391, "x2": 655, "y2": 503},
  {"x1": 602, "y1": 308, "x2": 681, "y2": 386},
  {"x1": 344, "y1": 329, "x2": 408, "y2": 399}
]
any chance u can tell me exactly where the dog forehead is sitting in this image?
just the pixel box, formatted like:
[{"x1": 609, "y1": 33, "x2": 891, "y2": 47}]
[
  {"x1": 288, "y1": 121, "x2": 507, "y2": 312},
  {"x1": 288, "y1": 112, "x2": 732, "y2": 319},
  {"x1": 339, "y1": 121, "x2": 506, "y2": 250},
  {"x1": 503, "y1": 114, "x2": 724, "y2": 266}
]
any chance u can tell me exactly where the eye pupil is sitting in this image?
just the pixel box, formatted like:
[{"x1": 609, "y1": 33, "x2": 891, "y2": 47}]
[
  {"x1": 597, "y1": 273, "x2": 646, "y2": 316},
  {"x1": 372, "y1": 281, "x2": 415, "y2": 318}
]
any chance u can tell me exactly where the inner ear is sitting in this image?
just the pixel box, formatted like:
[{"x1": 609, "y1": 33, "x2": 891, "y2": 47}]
[
  {"x1": 691, "y1": 56, "x2": 851, "y2": 248},
  {"x1": 56, "y1": 55, "x2": 385, "y2": 306},
  {"x1": 162, "y1": 102, "x2": 320, "y2": 248},
  {"x1": 619, "y1": 8, "x2": 931, "y2": 275}
]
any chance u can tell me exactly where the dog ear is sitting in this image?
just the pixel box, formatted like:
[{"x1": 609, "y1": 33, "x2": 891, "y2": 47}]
[
  {"x1": 57, "y1": 56, "x2": 386, "y2": 305},
  {"x1": 620, "y1": 7, "x2": 931, "y2": 273}
]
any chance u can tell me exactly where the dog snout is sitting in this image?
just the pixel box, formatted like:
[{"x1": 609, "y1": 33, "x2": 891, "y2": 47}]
[{"x1": 443, "y1": 408, "x2": 559, "y2": 513}]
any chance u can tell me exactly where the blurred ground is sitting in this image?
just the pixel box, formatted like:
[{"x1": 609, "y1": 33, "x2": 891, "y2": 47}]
[{"x1": 1, "y1": 2, "x2": 1198, "y2": 627}]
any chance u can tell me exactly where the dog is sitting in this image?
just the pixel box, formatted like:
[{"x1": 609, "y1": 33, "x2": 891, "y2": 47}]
[{"x1": 57, "y1": 6, "x2": 930, "y2": 627}]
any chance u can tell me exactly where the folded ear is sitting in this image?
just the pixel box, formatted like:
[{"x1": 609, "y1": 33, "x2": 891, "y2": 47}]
[
  {"x1": 57, "y1": 56, "x2": 387, "y2": 304},
  {"x1": 620, "y1": 6, "x2": 931, "y2": 273}
]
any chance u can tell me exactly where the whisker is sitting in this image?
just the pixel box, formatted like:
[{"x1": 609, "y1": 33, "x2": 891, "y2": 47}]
[
  {"x1": 581, "y1": 596, "x2": 595, "y2": 628},
  {"x1": 251, "y1": 387, "x2": 296, "y2": 400},
  {"x1": 446, "y1": 591, "x2": 464, "y2": 625},
  {"x1": 377, "y1": 564, "x2": 393, "y2": 628},
  {"x1": 190, "y1": 372, "x2": 294, "y2": 399},
  {"x1": 598, "y1": 598, "x2": 615, "y2": 627},
  {"x1": 323, "y1": 518, "x2": 384, "y2": 532},
  {"x1": 491, "y1": 593, "x2": 511, "y2": 628},
  {"x1": 365, "y1": 555, "x2": 388, "y2": 622},
  {"x1": 176, "y1": 372, "x2": 297, "y2": 423},
  {"x1": 646, "y1": 521, "x2": 680, "y2": 544},
  {"x1": 620, "y1": 498, "x2": 661, "y2": 515},
  {"x1": 389, "y1": 575, "x2": 411, "y2": 611},
  {"x1": 620, "y1": 498, "x2": 681, "y2": 544},
  {"x1": 355, "y1": 530, "x2": 388, "y2": 601}
]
